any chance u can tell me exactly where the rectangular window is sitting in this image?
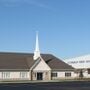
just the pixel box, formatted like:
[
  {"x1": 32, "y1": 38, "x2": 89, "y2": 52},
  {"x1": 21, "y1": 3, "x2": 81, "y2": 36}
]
[
  {"x1": 51, "y1": 73, "x2": 57, "y2": 77},
  {"x1": 88, "y1": 69, "x2": 90, "y2": 74},
  {"x1": 86, "y1": 60, "x2": 90, "y2": 63},
  {"x1": 79, "y1": 61, "x2": 85, "y2": 63},
  {"x1": 2, "y1": 72, "x2": 10, "y2": 79},
  {"x1": 20, "y1": 72, "x2": 27, "y2": 78},
  {"x1": 65, "y1": 72, "x2": 71, "y2": 77}
]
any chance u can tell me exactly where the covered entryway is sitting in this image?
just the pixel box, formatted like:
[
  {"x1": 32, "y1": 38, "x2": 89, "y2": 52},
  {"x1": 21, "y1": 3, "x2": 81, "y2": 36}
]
[{"x1": 37, "y1": 72, "x2": 43, "y2": 80}]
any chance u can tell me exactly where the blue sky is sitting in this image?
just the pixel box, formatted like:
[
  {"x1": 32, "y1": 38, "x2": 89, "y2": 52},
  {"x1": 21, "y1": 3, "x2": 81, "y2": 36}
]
[{"x1": 0, "y1": 0, "x2": 90, "y2": 59}]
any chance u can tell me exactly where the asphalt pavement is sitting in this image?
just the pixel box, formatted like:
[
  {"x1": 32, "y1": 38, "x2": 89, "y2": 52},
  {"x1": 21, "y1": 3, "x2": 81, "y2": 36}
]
[{"x1": 0, "y1": 81, "x2": 90, "y2": 90}]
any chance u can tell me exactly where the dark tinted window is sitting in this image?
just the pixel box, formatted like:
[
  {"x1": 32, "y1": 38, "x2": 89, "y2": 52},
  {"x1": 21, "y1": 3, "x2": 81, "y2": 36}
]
[
  {"x1": 65, "y1": 72, "x2": 71, "y2": 77},
  {"x1": 51, "y1": 73, "x2": 57, "y2": 77}
]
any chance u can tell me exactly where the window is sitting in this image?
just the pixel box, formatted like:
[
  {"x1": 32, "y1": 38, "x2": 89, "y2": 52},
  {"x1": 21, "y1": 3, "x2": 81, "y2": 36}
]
[
  {"x1": 51, "y1": 73, "x2": 57, "y2": 77},
  {"x1": 88, "y1": 69, "x2": 90, "y2": 74},
  {"x1": 65, "y1": 72, "x2": 71, "y2": 77},
  {"x1": 2, "y1": 72, "x2": 10, "y2": 79},
  {"x1": 20, "y1": 72, "x2": 27, "y2": 78},
  {"x1": 79, "y1": 61, "x2": 85, "y2": 63},
  {"x1": 86, "y1": 60, "x2": 90, "y2": 63}
]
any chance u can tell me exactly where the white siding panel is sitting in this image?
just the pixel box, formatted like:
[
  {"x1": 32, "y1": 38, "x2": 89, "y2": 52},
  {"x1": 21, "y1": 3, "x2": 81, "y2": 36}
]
[
  {"x1": 0, "y1": 72, "x2": 30, "y2": 80},
  {"x1": 10, "y1": 72, "x2": 30, "y2": 79},
  {"x1": 57, "y1": 71, "x2": 76, "y2": 78},
  {"x1": 58, "y1": 72, "x2": 65, "y2": 78},
  {"x1": 10, "y1": 72, "x2": 20, "y2": 79},
  {"x1": 52, "y1": 71, "x2": 76, "y2": 79}
]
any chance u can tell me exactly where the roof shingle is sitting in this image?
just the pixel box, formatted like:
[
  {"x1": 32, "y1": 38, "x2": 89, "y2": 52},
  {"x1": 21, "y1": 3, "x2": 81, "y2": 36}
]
[{"x1": 0, "y1": 52, "x2": 74, "y2": 71}]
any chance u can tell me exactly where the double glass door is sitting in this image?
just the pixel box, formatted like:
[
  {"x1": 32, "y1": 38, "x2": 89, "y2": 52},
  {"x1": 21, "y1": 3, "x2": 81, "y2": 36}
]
[{"x1": 37, "y1": 72, "x2": 43, "y2": 80}]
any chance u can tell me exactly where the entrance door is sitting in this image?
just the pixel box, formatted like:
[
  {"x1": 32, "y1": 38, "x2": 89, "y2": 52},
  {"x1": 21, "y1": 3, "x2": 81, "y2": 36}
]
[{"x1": 37, "y1": 72, "x2": 43, "y2": 80}]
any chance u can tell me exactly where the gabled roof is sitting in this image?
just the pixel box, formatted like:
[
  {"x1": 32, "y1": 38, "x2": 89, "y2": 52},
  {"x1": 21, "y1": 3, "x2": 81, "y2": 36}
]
[
  {"x1": 0, "y1": 52, "x2": 74, "y2": 71},
  {"x1": 42, "y1": 54, "x2": 74, "y2": 70}
]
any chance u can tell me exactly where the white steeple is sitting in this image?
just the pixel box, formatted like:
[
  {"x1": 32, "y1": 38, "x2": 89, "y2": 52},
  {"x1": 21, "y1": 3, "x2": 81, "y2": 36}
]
[{"x1": 33, "y1": 32, "x2": 40, "y2": 60}]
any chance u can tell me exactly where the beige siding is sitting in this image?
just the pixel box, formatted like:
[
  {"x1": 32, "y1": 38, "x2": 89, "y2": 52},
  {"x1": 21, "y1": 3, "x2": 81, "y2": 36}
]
[
  {"x1": 33, "y1": 60, "x2": 51, "y2": 71},
  {"x1": 0, "y1": 72, "x2": 2, "y2": 79},
  {"x1": 10, "y1": 72, "x2": 30, "y2": 80},
  {"x1": 52, "y1": 71, "x2": 76, "y2": 80},
  {"x1": 32, "y1": 59, "x2": 51, "y2": 80},
  {"x1": 32, "y1": 70, "x2": 51, "y2": 80}
]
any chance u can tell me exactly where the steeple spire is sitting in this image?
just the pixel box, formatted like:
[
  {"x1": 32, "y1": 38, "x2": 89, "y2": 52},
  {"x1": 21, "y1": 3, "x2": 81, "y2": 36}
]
[
  {"x1": 33, "y1": 32, "x2": 40, "y2": 60},
  {"x1": 35, "y1": 31, "x2": 39, "y2": 52}
]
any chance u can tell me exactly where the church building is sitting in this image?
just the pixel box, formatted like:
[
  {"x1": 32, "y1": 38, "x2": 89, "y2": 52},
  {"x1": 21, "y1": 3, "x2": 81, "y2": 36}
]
[{"x1": 0, "y1": 33, "x2": 75, "y2": 81}]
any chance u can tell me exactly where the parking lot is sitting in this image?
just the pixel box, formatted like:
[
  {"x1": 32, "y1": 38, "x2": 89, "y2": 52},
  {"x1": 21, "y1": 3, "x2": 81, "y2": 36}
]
[{"x1": 0, "y1": 81, "x2": 90, "y2": 90}]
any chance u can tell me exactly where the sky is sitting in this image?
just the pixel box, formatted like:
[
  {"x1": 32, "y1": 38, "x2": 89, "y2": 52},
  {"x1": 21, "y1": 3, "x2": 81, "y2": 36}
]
[{"x1": 0, "y1": 0, "x2": 90, "y2": 59}]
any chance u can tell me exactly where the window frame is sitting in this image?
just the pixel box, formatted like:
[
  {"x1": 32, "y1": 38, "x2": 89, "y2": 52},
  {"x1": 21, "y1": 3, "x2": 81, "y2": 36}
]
[
  {"x1": 88, "y1": 69, "x2": 90, "y2": 74},
  {"x1": 51, "y1": 72, "x2": 57, "y2": 77},
  {"x1": 65, "y1": 72, "x2": 71, "y2": 77},
  {"x1": 2, "y1": 72, "x2": 10, "y2": 79},
  {"x1": 20, "y1": 72, "x2": 28, "y2": 78}
]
